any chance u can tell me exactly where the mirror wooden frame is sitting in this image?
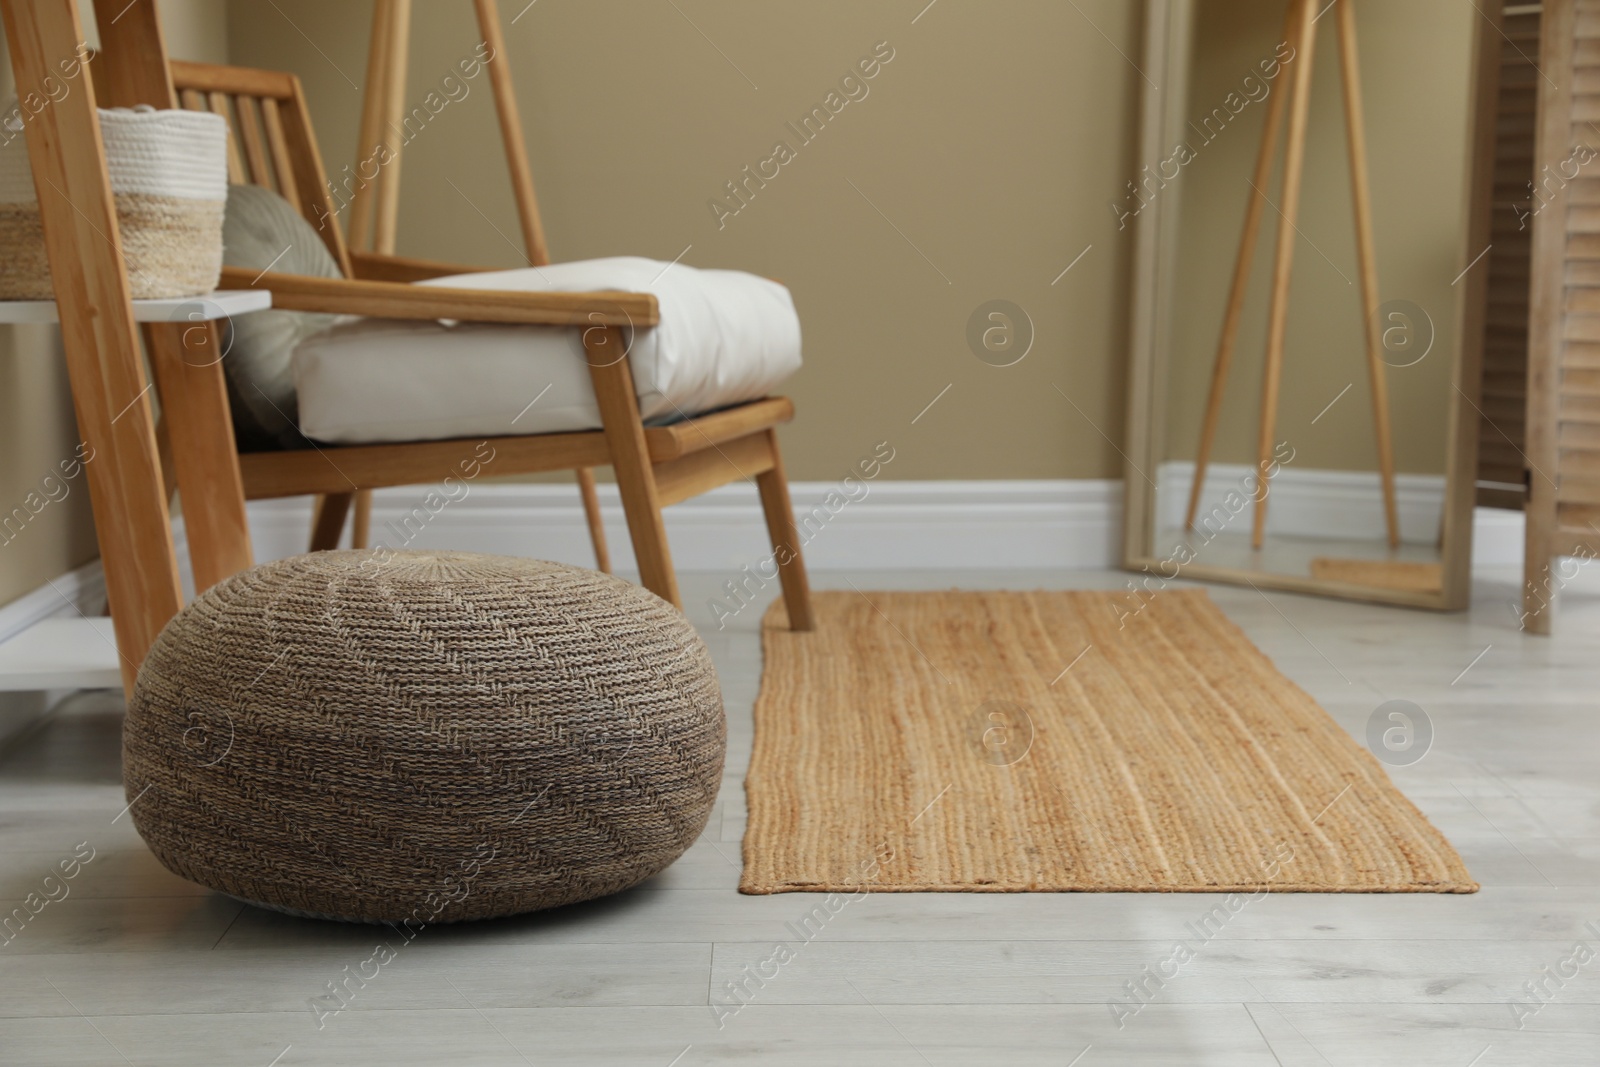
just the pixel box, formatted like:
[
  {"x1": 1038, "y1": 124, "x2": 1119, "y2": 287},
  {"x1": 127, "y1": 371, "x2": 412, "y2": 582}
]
[{"x1": 1121, "y1": 0, "x2": 1499, "y2": 610}]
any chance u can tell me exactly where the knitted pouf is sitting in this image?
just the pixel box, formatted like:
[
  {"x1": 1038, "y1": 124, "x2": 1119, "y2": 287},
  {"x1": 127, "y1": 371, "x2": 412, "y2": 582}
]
[{"x1": 124, "y1": 550, "x2": 725, "y2": 924}]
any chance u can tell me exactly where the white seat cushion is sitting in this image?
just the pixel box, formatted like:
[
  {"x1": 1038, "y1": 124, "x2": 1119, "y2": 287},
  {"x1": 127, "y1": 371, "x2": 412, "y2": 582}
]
[{"x1": 291, "y1": 256, "x2": 802, "y2": 444}]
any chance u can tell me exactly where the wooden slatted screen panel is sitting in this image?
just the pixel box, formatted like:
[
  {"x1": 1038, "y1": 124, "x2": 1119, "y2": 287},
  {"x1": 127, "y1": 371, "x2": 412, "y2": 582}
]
[
  {"x1": 1476, "y1": 3, "x2": 1541, "y2": 509},
  {"x1": 1555, "y1": 3, "x2": 1600, "y2": 536}
]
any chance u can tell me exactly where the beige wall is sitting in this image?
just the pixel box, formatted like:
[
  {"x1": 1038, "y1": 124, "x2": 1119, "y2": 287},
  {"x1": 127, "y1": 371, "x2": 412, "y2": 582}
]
[
  {"x1": 226, "y1": 0, "x2": 1146, "y2": 483},
  {"x1": 0, "y1": 0, "x2": 227, "y2": 609},
  {"x1": 1162, "y1": 0, "x2": 1476, "y2": 474},
  {"x1": 0, "y1": 1, "x2": 1480, "y2": 606}
]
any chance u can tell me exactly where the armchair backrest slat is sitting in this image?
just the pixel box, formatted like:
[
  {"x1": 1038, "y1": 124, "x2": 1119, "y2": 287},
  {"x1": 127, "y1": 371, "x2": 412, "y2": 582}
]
[{"x1": 169, "y1": 60, "x2": 352, "y2": 277}]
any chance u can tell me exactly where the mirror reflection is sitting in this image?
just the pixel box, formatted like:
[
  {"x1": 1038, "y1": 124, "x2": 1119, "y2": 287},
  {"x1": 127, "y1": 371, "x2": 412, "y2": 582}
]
[{"x1": 1146, "y1": 0, "x2": 1476, "y2": 597}]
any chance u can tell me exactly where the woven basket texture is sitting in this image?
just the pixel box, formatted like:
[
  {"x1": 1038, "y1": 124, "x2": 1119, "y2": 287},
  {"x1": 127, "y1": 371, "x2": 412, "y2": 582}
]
[
  {"x1": 0, "y1": 195, "x2": 224, "y2": 300},
  {"x1": 125, "y1": 550, "x2": 725, "y2": 924},
  {"x1": 0, "y1": 106, "x2": 225, "y2": 299}
]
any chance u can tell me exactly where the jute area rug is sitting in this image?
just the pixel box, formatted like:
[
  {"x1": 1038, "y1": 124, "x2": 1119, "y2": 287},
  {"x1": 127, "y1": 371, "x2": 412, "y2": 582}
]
[{"x1": 741, "y1": 589, "x2": 1475, "y2": 894}]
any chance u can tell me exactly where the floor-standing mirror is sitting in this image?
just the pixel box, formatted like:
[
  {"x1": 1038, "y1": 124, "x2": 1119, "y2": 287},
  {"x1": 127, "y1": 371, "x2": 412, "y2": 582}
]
[{"x1": 1124, "y1": 0, "x2": 1494, "y2": 609}]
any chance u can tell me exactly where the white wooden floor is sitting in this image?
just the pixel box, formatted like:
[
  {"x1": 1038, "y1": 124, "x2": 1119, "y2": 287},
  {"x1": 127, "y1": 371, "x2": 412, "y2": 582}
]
[{"x1": 2, "y1": 565, "x2": 1599, "y2": 1065}]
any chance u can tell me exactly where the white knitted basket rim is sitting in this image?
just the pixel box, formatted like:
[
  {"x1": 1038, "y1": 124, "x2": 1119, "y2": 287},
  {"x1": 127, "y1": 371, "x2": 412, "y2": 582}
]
[{"x1": 0, "y1": 104, "x2": 227, "y2": 206}]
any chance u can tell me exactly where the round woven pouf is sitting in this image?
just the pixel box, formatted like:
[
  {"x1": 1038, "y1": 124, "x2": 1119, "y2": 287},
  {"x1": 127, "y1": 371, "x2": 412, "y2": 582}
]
[{"x1": 124, "y1": 550, "x2": 725, "y2": 924}]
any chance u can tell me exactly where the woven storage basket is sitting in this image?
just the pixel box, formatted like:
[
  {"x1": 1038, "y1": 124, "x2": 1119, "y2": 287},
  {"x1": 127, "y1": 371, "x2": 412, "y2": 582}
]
[
  {"x1": 124, "y1": 550, "x2": 726, "y2": 924},
  {"x1": 0, "y1": 104, "x2": 226, "y2": 300}
]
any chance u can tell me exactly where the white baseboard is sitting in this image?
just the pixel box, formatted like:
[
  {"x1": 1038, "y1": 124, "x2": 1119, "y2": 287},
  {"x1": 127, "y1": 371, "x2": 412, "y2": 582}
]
[
  {"x1": 0, "y1": 558, "x2": 106, "y2": 645},
  {"x1": 240, "y1": 474, "x2": 1526, "y2": 573},
  {"x1": 1158, "y1": 460, "x2": 1446, "y2": 543},
  {"x1": 243, "y1": 479, "x2": 1127, "y2": 573},
  {"x1": 1156, "y1": 461, "x2": 1522, "y2": 566},
  {"x1": 0, "y1": 475, "x2": 1530, "y2": 641},
  {"x1": 0, "y1": 476, "x2": 1528, "y2": 696},
  {"x1": 0, "y1": 561, "x2": 107, "y2": 726}
]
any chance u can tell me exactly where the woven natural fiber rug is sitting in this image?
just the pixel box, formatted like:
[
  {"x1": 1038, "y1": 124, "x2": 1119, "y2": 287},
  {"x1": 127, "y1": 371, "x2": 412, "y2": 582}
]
[{"x1": 741, "y1": 589, "x2": 1475, "y2": 894}]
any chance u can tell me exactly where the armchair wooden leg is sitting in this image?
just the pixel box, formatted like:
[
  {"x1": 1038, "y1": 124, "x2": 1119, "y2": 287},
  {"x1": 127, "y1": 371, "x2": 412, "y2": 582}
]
[
  {"x1": 351, "y1": 489, "x2": 373, "y2": 549},
  {"x1": 755, "y1": 430, "x2": 814, "y2": 631},
  {"x1": 575, "y1": 467, "x2": 610, "y2": 572},
  {"x1": 585, "y1": 328, "x2": 680, "y2": 608},
  {"x1": 310, "y1": 492, "x2": 354, "y2": 551}
]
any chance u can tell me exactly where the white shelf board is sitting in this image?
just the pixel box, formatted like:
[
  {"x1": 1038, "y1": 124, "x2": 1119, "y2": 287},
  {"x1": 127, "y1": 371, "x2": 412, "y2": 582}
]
[
  {"x1": 0, "y1": 617, "x2": 122, "y2": 691},
  {"x1": 0, "y1": 289, "x2": 270, "y2": 324}
]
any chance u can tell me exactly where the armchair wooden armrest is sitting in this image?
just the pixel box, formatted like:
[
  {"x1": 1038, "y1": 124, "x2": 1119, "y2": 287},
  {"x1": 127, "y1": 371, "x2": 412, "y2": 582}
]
[
  {"x1": 348, "y1": 250, "x2": 496, "y2": 283},
  {"x1": 218, "y1": 267, "x2": 659, "y2": 327}
]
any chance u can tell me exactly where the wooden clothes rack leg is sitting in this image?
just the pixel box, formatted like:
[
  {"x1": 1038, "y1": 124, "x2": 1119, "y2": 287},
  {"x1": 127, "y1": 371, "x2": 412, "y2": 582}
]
[
  {"x1": 1185, "y1": 0, "x2": 1303, "y2": 534},
  {"x1": 331, "y1": 0, "x2": 409, "y2": 553},
  {"x1": 1252, "y1": 0, "x2": 1320, "y2": 550},
  {"x1": 472, "y1": 0, "x2": 610, "y2": 573},
  {"x1": 474, "y1": 0, "x2": 550, "y2": 264},
  {"x1": 474, "y1": 0, "x2": 608, "y2": 572},
  {"x1": 325, "y1": 0, "x2": 611, "y2": 573},
  {"x1": 1335, "y1": 0, "x2": 1400, "y2": 549},
  {"x1": 372, "y1": 37, "x2": 408, "y2": 255},
  {"x1": 344, "y1": 0, "x2": 391, "y2": 255},
  {"x1": 1186, "y1": 0, "x2": 1399, "y2": 552}
]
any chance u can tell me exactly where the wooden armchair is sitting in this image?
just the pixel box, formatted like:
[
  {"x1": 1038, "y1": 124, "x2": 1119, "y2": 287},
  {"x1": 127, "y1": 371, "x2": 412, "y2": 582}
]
[{"x1": 159, "y1": 56, "x2": 814, "y2": 628}]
